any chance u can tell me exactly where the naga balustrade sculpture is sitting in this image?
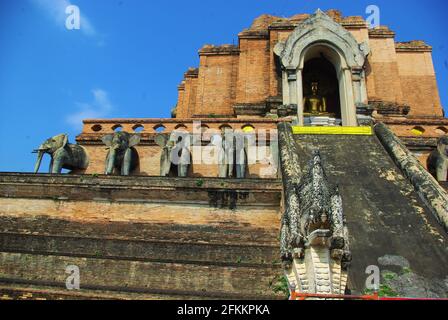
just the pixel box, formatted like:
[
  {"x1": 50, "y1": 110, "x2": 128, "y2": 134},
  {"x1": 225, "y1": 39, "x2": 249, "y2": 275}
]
[{"x1": 281, "y1": 150, "x2": 351, "y2": 295}]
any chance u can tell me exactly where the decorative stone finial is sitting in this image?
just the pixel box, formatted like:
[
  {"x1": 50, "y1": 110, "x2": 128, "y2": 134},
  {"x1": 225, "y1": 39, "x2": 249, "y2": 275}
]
[
  {"x1": 315, "y1": 8, "x2": 324, "y2": 16},
  {"x1": 281, "y1": 150, "x2": 351, "y2": 296}
]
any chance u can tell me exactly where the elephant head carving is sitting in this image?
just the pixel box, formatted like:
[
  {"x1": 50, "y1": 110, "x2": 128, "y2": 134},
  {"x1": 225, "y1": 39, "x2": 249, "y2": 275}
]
[
  {"x1": 428, "y1": 136, "x2": 448, "y2": 182},
  {"x1": 33, "y1": 134, "x2": 89, "y2": 174},
  {"x1": 155, "y1": 131, "x2": 191, "y2": 177},
  {"x1": 234, "y1": 131, "x2": 250, "y2": 179},
  {"x1": 102, "y1": 132, "x2": 140, "y2": 176},
  {"x1": 155, "y1": 134, "x2": 175, "y2": 177},
  {"x1": 211, "y1": 129, "x2": 252, "y2": 179},
  {"x1": 211, "y1": 130, "x2": 235, "y2": 178}
]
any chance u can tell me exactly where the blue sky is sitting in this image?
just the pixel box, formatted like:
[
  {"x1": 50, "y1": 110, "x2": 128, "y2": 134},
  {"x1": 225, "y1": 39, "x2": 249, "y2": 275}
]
[{"x1": 0, "y1": 0, "x2": 447, "y2": 172}]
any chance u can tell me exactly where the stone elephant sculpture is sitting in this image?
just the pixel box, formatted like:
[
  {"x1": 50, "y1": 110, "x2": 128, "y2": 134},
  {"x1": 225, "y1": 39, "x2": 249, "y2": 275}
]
[
  {"x1": 102, "y1": 132, "x2": 140, "y2": 176},
  {"x1": 235, "y1": 131, "x2": 253, "y2": 179},
  {"x1": 212, "y1": 130, "x2": 250, "y2": 179},
  {"x1": 427, "y1": 136, "x2": 448, "y2": 182},
  {"x1": 155, "y1": 132, "x2": 191, "y2": 177},
  {"x1": 33, "y1": 134, "x2": 89, "y2": 174},
  {"x1": 212, "y1": 131, "x2": 234, "y2": 178},
  {"x1": 155, "y1": 134, "x2": 175, "y2": 177}
]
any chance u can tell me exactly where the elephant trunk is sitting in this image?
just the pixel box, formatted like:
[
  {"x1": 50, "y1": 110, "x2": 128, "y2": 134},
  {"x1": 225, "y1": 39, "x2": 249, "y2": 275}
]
[
  {"x1": 105, "y1": 148, "x2": 117, "y2": 175},
  {"x1": 34, "y1": 150, "x2": 44, "y2": 173}
]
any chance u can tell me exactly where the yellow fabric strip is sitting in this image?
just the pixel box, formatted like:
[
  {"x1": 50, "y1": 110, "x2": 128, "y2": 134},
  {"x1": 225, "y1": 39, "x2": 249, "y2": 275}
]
[{"x1": 292, "y1": 126, "x2": 373, "y2": 135}]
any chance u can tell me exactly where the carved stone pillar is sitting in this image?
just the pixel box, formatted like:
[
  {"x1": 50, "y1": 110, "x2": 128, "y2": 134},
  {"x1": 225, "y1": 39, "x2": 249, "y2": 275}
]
[
  {"x1": 351, "y1": 67, "x2": 363, "y2": 105},
  {"x1": 286, "y1": 68, "x2": 297, "y2": 105},
  {"x1": 296, "y1": 68, "x2": 304, "y2": 126},
  {"x1": 341, "y1": 68, "x2": 357, "y2": 126},
  {"x1": 282, "y1": 68, "x2": 290, "y2": 105}
]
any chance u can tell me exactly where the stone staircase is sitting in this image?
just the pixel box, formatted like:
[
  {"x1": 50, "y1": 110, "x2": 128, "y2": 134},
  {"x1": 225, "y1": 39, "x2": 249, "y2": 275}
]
[{"x1": 290, "y1": 132, "x2": 448, "y2": 295}]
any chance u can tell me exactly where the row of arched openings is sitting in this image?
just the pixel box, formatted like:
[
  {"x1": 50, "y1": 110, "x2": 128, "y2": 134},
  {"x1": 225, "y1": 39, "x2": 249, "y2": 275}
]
[{"x1": 90, "y1": 124, "x2": 257, "y2": 133}]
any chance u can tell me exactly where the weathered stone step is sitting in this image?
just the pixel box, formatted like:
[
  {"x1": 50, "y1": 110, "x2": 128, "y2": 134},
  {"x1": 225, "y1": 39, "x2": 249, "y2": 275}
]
[
  {"x1": 0, "y1": 174, "x2": 283, "y2": 299},
  {"x1": 0, "y1": 174, "x2": 281, "y2": 207},
  {"x1": 0, "y1": 216, "x2": 280, "y2": 247},
  {"x1": 0, "y1": 283, "x2": 210, "y2": 300},
  {"x1": 0, "y1": 252, "x2": 283, "y2": 299},
  {"x1": 292, "y1": 133, "x2": 448, "y2": 293},
  {"x1": 0, "y1": 233, "x2": 279, "y2": 267}
]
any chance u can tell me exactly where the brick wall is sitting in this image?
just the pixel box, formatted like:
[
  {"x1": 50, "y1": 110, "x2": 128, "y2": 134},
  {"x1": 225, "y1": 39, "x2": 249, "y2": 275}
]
[
  {"x1": 396, "y1": 50, "x2": 443, "y2": 116},
  {"x1": 194, "y1": 47, "x2": 239, "y2": 117},
  {"x1": 0, "y1": 174, "x2": 283, "y2": 299},
  {"x1": 176, "y1": 82, "x2": 185, "y2": 118},
  {"x1": 367, "y1": 37, "x2": 404, "y2": 103},
  {"x1": 236, "y1": 38, "x2": 271, "y2": 104}
]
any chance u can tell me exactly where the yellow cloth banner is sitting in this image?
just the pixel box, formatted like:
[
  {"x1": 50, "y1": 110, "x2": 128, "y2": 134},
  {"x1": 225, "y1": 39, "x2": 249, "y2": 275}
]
[{"x1": 292, "y1": 126, "x2": 373, "y2": 135}]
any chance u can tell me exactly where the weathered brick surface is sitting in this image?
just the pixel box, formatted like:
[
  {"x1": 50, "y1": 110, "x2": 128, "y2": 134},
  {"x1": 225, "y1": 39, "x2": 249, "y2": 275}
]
[
  {"x1": 177, "y1": 69, "x2": 199, "y2": 118},
  {"x1": 367, "y1": 38, "x2": 404, "y2": 103},
  {"x1": 0, "y1": 252, "x2": 281, "y2": 299},
  {"x1": 384, "y1": 123, "x2": 448, "y2": 138},
  {"x1": 236, "y1": 38, "x2": 271, "y2": 104},
  {"x1": 399, "y1": 76, "x2": 443, "y2": 116},
  {"x1": 176, "y1": 82, "x2": 185, "y2": 118},
  {"x1": 0, "y1": 174, "x2": 283, "y2": 299},
  {"x1": 346, "y1": 27, "x2": 369, "y2": 43},
  {"x1": 0, "y1": 283, "x2": 216, "y2": 300},
  {"x1": 396, "y1": 51, "x2": 443, "y2": 116},
  {"x1": 0, "y1": 233, "x2": 278, "y2": 266},
  {"x1": 0, "y1": 196, "x2": 280, "y2": 228},
  {"x1": 0, "y1": 215, "x2": 279, "y2": 247},
  {"x1": 194, "y1": 49, "x2": 239, "y2": 117}
]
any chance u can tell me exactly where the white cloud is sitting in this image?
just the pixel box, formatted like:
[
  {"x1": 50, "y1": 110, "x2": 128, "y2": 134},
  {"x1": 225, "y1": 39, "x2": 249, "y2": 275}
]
[
  {"x1": 66, "y1": 89, "x2": 113, "y2": 129},
  {"x1": 32, "y1": 0, "x2": 97, "y2": 37}
]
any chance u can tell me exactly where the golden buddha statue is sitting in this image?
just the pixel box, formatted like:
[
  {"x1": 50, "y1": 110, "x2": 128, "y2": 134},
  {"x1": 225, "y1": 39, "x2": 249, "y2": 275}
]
[{"x1": 303, "y1": 82, "x2": 327, "y2": 115}]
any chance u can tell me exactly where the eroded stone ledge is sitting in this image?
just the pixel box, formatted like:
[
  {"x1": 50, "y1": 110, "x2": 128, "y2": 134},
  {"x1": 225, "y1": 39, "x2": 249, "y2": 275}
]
[{"x1": 0, "y1": 173, "x2": 282, "y2": 208}]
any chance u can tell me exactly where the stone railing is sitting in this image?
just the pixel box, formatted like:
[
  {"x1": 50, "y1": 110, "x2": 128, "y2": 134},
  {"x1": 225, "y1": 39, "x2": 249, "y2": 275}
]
[
  {"x1": 81, "y1": 118, "x2": 279, "y2": 135},
  {"x1": 277, "y1": 122, "x2": 351, "y2": 296},
  {"x1": 375, "y1": 122, "x2": 448, "y2": 232}
]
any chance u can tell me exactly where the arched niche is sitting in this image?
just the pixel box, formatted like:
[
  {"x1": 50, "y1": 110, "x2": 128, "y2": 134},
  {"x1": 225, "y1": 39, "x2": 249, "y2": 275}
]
[{"x1": 274, "y1": 9, "x2": 370, "y2": 126}]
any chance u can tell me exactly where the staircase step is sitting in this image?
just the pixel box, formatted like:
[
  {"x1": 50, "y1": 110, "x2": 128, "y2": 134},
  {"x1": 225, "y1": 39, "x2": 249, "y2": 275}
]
[
  {"x1": 0, "y1": 283, "x2": 206, "y2": 300},
  {"x1": 0, "y1": 252, "x2": 283, "y2": 299},
  {"x1": 0, "y1": 214, "x2": 279, "y2": 247},
  {"x1": 0, "y1": 233, "x2": 278, "y2": 267}
]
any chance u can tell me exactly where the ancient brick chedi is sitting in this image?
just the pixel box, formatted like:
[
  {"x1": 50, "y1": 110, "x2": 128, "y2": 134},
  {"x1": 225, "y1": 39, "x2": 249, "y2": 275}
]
[
  {"x1": 1, "y1": 9, "x2": 448, "y2": 300},
  {"x1": 171, "y1": 9, "x2": 447, "y2": 171},
  {"x1": 175, "y1": 9, "x2": 443, "y2": 120}
]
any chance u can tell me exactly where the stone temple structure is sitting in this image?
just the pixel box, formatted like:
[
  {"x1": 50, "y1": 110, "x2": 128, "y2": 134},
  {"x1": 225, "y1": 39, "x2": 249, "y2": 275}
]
[{"x1": 0, "y1": 9, "x2": 448, "y2": 300}]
